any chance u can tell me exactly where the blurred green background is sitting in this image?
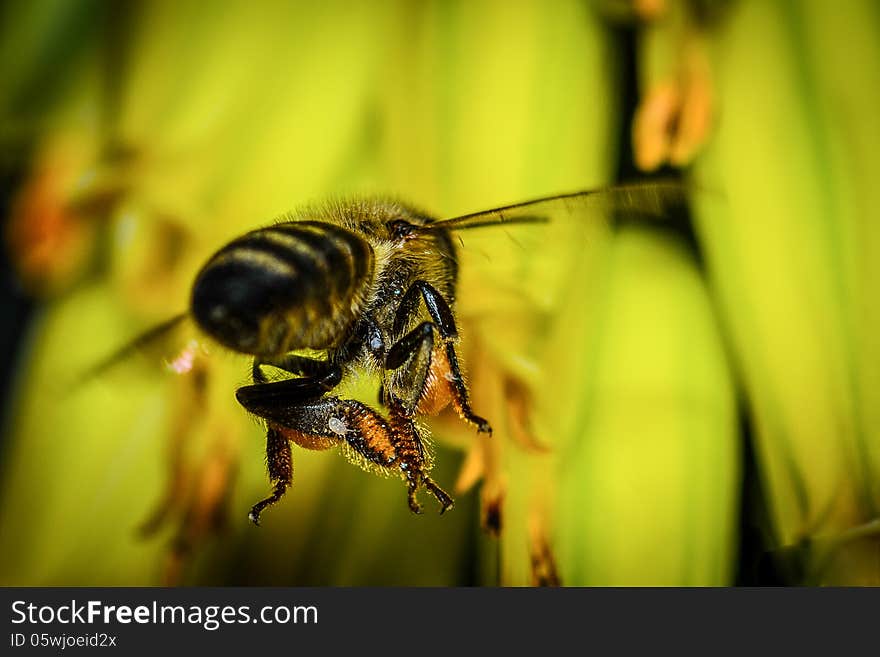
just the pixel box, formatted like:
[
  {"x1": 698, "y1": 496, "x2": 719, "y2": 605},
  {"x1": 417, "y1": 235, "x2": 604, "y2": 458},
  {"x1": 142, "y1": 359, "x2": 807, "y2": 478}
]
[{"x1": 0, "y1": 0, "x2": 877, "y2": 586}]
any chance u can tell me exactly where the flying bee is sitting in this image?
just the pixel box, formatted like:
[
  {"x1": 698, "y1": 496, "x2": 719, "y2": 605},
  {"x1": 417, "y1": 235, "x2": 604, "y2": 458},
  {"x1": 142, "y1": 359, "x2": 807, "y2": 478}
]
[{"x1": 91, "y1": 182, "x2": 685, "y2": 525}]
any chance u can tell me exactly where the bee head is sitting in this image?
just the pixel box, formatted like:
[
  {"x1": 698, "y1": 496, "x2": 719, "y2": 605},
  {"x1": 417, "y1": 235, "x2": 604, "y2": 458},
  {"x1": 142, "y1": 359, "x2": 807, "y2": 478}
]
[{"x1": 387, "y1": 219, "x2": 417, "y2": 241}]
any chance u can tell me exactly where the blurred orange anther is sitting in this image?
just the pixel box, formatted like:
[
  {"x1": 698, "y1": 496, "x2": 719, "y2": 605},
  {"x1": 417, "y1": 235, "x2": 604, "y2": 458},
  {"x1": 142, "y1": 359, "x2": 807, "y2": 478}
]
[
  {"x1": 669, "y1": 47, "x2": 713, "y2": 165},
  {"x1": 5, "y1": 143, "x2": 97, "y2": 296},
  {"x1": 633, "y1": 0, "x2": 666, "y2": 21},
  {"x1": 454, "y1": 443, "x2": 485, "y2": 494},
  {"x1": 632, "y1": 81, "x2": 680, "y2": 172}
]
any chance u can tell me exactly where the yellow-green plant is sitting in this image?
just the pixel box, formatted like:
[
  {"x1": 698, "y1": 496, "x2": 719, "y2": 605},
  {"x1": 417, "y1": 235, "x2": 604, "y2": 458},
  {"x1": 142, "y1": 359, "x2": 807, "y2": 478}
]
[{"x1": 690, "y1": 0, "x2": 880, "y2": 584}]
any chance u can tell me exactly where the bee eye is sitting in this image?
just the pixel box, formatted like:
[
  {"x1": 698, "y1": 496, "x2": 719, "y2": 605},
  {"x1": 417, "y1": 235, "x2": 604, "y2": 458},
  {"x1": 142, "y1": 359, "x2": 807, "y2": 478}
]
[{"x1": 388, "y1": 220, "x2": 416, "y2": 241}]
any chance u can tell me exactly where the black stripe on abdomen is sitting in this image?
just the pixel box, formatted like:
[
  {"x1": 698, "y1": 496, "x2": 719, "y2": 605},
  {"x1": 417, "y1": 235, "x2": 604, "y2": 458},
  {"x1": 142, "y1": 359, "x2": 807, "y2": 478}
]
[{"x1": 271, "y1": 221, "x2": 374, "y2": 301}]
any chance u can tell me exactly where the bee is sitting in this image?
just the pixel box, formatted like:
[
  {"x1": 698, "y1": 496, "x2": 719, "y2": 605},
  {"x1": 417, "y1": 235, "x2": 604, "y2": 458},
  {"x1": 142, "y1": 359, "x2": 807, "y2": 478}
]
[{"x1": 93, "y1": 182, "x2": 684, "y2": 526}]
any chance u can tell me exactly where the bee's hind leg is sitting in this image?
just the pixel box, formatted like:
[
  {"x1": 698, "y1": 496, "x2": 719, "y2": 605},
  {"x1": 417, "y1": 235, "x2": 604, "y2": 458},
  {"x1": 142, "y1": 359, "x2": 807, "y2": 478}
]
[
  {"x1": 248, "y1": 427, "x2": 292, "y2": 526},
  {"x1": 237, "y1": 361, "x2": 342, "y2": 525},
  {"x1": 239, "y1": 356, "x2": 453, "y2": 517}
]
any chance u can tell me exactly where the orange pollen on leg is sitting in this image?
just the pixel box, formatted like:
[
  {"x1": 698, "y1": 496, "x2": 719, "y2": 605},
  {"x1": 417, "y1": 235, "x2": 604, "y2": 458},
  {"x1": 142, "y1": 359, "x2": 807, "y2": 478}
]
[
  {"x1": 387, "y1": 409, "x2": 424, "y2": 461},
  {"x1": 351, "y1": 411, "x2": 397, "y2": 462},
  {"x1": 276, "y1": 426, "x2": 338, "y2": 451},
  {"x1": 416, "y1": 345, "x2": 455, "y2": 416}
]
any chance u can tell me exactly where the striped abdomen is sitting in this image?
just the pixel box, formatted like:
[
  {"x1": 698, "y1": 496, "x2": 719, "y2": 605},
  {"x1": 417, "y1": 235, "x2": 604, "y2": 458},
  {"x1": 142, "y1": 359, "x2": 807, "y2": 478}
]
[{"x1": 191, "y1": 221, "x2": 374, "y2": 356}]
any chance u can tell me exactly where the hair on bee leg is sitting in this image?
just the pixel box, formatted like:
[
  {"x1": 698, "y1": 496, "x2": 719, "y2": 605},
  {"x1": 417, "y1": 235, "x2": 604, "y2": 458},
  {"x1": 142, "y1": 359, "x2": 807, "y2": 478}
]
[
  {"x1": 248, "y1": 427, "x2": 292, "y2": 526},
  {"x1": 406, "y1": 477, "x2": 424, "y2": 515},
  {"x1": 386, "y1": 403, "x2": 453, "y2": 514},
  {"x1": 442, "y1": 342, "x2": 492, "y2": 435}
]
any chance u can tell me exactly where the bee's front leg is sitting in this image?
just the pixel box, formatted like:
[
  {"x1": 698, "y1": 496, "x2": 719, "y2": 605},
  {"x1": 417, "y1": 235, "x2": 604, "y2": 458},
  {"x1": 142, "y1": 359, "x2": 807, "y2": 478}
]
[{"x1": 390, "y1": 281, "x2": 492, "y2": 434}]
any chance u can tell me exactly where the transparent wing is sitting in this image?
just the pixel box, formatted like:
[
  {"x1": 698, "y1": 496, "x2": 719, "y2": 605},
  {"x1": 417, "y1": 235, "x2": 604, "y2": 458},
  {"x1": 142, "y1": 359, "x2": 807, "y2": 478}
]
[
  {"x1": 431, "y1": 181, "x2": 690, "y2": 378},
  {"x1": 73, "y1": 312, "x2": 206, "y2": 390},
  {"x1": 432, "y1": 180, "x2": 687, "y2": 233},
  {"x1": 437, "y1": 181, "x2": 688, "y2": 316}
]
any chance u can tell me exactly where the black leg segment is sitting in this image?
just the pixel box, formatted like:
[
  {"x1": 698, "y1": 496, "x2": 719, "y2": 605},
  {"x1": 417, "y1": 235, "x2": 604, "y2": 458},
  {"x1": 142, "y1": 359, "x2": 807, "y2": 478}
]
[
  {"x1": 248, "y1": 427, "x2": 293, "y2": 525},
  {"x1": 387, "y1": 286, "x2": 492, "y2": 434},
  {"x1": 237, "y1": 365, "x2": 343, "y2": 418},
  {"x1": 442, "y1": 341, "x2": 492, "y2": 434},
  {"x1": 393, "y1": 280, "x2": 458, "y2": 338},
  {"x1": 385, "y1": 321, "x2": 433, "y2": 370}
]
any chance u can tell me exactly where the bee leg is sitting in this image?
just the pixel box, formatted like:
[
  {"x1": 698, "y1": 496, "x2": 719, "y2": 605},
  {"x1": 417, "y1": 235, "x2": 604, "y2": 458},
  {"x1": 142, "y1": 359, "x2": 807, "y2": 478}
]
[
  {"x1": 236, "y1": 366, "x2": 343, "y2": 525},
  {"x1": 386, "y1": 321, "x2": 436, "y2": 412},
  {"x1": 245, "y1": 387, "x2": 452, "y2": 515},
  {"x1": 272, "y1": 395, "x2": 447, "y2": 514},
  {"x1": 386, "y1": 281, "x2": 492, "y2": 435},
  {"x1": 239, "y1": 364, "x2": 453, "y2": 516},
  {"x1": 237, "y1": 364, "x2": 343, "y2": 409},
  {"x1": 424, "y1": 477, "x2": 454, "y2": 513},
  {"x1": 248, "y1": 427, "x2": 292, "y2": 526},
  {"x1": 387, "y1": 402, "x2": 454, "y2": 514},
  {"x1": 438, "y1": 341, "x2": 493, "y2": 435},
  {"x1": 239, "y1": 383, "x2": 398, "y2": 471},
  {"x1": 394, "y1": 281, "x2": 458, "y2": 338},
  {"x1": 254, "y1": 354, "x2": 336, "y2": 379}
]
